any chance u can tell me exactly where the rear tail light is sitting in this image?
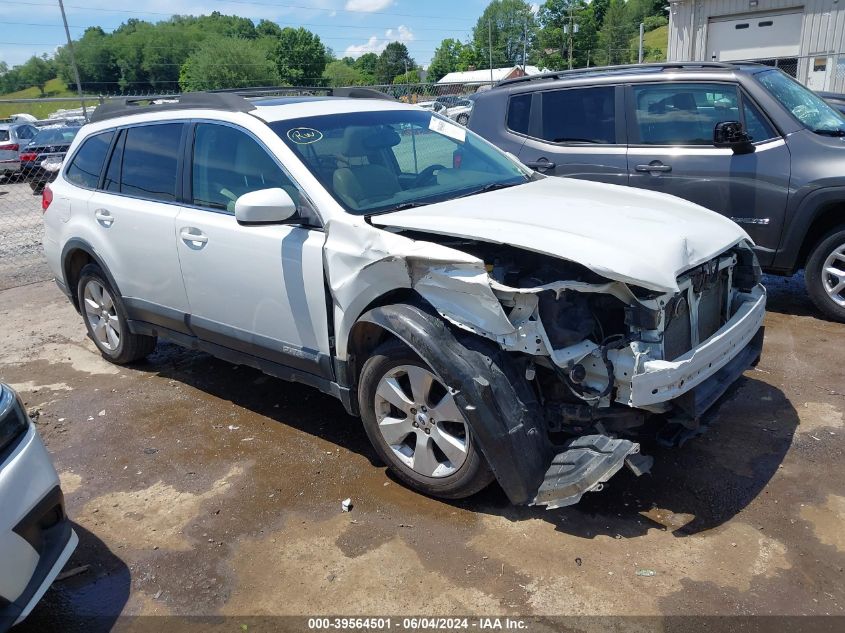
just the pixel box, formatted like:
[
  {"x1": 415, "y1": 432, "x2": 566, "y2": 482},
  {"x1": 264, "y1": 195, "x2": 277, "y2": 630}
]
[
  {"x1": 20, "y1": 152, "x2": 37, "y2": 162},
  {"x1": 42, "y1": 185, "x2": 53, "y2": 212},
  {"x1": 0, "y1": 143, "x2": 20, "y2": 152},
  {"x1": 453, "y1": 150, "x2": 463, "y2": 169}
]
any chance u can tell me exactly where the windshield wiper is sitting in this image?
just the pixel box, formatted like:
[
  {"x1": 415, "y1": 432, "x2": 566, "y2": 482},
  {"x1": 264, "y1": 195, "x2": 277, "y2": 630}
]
[
  {"x1": 813, "y1": 128, "x2": 845, "y2": 137},
  {"x1": 456, "y1": 181, "x2": 523, "y2": 199},
  {"x1": 384, "y1": 201, "x2": 429, "y2": 212}
]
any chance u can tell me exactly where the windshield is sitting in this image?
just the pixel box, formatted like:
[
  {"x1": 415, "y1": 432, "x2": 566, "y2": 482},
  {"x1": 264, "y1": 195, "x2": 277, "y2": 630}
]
[
  {"x1": 272, "y1": 109, "x2": 529, "y2": 215},
  {"x1": 757, "y1": 69, "x2": 845, "y2": 135},
  {"x1": 31, "y1": 127, "x2": 79, "y2": 146}
]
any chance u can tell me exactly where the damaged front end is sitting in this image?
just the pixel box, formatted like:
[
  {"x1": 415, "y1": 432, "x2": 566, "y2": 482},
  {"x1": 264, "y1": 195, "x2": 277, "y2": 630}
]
[{"x1": 331, "y1": 221, "x2": 766, "y2": 509}]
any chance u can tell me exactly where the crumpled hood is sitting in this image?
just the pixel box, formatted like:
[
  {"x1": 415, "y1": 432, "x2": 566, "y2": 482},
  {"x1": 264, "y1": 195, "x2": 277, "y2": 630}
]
[{"x1": 372, "y1": 176, "x2": 750, "y2": 293}]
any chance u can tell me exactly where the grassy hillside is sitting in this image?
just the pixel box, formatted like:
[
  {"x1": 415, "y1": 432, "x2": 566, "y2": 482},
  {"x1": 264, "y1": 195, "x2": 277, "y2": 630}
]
[
  {"x1": 634, "y1": 25, "x2": 668, "y2": 62},
  {"x1": 0, "y1": 78, "x2": 89, "y2": 119}
]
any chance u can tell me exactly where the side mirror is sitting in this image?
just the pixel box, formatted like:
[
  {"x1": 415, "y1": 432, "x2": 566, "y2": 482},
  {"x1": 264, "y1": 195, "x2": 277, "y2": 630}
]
[
  {"x1": 713, "y1": 121, "x2": 755, "y2": 155},
  {"x1": 235, "y1": 188, "x2": 297, "y2": 225}
]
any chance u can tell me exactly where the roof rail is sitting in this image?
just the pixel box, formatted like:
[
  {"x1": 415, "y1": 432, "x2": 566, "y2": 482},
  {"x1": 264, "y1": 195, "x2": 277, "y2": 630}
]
[
  {"x1": 495, "y1": 61, "x2": 737, "y2": 88},
  {"x1": 89, "y1": 92, "x2": 256, "y2": 123},
  {"x1": 209, "y1": 85, "x2": 395, "y2": 101}
]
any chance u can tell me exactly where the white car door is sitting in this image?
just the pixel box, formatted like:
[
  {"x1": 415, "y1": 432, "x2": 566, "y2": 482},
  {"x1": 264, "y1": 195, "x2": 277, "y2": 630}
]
[
  {"x1": 81, "y1": 123, "x2": 191, "y2": 325},
  {"x1": 174, "y1": 122, "x2": 332, "y2": 378}
]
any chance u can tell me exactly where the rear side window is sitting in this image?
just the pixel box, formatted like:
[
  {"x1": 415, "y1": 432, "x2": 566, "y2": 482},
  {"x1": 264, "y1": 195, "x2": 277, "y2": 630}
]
[
  {"x1": 65, "y1": 131, "x2": 114, "y2": 189},
  {"x1": 506, "y1": 93, "x2": 532, "y2": 135},
  {"x1": 0, "y1": 130, "x2": 9, "y2": 142},
  {"x1": 120, "y1": 124, "x2": 183, "y2": 202},
  {"x1": 539, "y1": 86, "x2": 617, "y2": 144}
]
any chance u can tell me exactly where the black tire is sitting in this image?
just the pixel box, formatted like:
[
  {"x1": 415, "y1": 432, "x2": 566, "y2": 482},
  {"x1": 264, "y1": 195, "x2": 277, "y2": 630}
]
[
  {"x1": 77, "y1": 263, "x2": 158, "y2": 364},
  {"x1": 805, "y1": 227, "x2": 845, "y2": 322},
  {"x1": 358, "y1": 339, "x2": 494, "y2": 499},
  {"x1": 456, "y1": 113, "x2": 469, "y2": 125}
]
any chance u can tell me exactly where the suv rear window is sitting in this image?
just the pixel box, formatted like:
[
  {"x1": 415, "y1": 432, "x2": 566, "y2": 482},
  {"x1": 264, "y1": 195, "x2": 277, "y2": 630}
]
[
  {"x1": 539, "y1": 86, "x2": 616, "y2": 144},
  {"x1": 65, "y1": 131, "x2": 114, "y2": 189},
  {"x1": 120, "y1": 124, "x2": 183, "y2": 202}
]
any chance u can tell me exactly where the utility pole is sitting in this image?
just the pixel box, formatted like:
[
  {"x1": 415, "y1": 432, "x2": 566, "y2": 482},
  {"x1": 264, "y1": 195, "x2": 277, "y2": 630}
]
[
  {"x1": 522, "y1": 17, "x2": 527, "y2": 70},
  {"x1": 563, "y1": 6, "x2": 578, "y2": 70},
  {"x1": 638, "y1": 22, "x2": 645, "y2": 64},
  {"x1": 488, "y1": 18, "x2": 493, "y2": 84},
  {"x1": 57, "y1": 0, "x2": 87, "y2": 118}
]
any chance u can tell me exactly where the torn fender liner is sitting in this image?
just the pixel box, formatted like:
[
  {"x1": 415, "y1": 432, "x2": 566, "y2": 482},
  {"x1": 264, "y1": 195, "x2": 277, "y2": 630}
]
[
  {"x1": 532, "y1": 435, "x2": 643, "y2": 509},
  {"x1": 359, "y1": 303, "x2": 552, "y2": 505}
]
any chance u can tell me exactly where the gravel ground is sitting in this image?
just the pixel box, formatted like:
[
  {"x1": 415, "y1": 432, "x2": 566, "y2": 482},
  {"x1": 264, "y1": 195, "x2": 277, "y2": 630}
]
[{"x1": 0, "y1": 271, "x2": 843, "y2": 631}]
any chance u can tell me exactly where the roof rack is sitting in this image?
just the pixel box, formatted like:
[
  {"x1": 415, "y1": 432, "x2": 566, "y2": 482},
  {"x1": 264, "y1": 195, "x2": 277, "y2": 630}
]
[
  {"x1": 210, "y1": 85, "x2": 394, "y2": 101},
  {"x1": 89, "y1": 92, "x2": 256, "y2": 123},
  {"x1": 495, "y1": 62, "x2": 737, "y2": 88}
]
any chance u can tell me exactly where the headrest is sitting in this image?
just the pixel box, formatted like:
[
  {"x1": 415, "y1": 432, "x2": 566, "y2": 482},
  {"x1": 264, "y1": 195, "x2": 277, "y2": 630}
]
[{"x1": 342, "y1": 126, "x2": 401, "y2": 157}]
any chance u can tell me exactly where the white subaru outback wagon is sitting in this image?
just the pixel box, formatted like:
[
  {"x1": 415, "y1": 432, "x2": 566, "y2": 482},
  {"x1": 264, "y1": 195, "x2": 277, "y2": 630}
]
[{"x1": 43, "y1": 90, "x2": 766, "y2": 508}]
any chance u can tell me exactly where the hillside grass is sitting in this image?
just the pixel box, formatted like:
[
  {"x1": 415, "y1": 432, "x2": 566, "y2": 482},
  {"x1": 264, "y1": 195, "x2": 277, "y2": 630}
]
[
  {"x1": 633, "y1": 24, "x2": 668, "y2": 62},
  {"x1": 0, "y1": 78, "x2": 91, "y2": 119}
]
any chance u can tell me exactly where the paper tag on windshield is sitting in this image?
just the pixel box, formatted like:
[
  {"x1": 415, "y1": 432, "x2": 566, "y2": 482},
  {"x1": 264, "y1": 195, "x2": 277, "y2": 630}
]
[{"x1": 429, "y1": 116, "x2": 466, "y2": 143}]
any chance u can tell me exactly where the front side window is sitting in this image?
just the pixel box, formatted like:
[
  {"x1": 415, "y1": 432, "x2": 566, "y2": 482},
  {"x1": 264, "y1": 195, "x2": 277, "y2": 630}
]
[
  {"x1": 65, "y1": 131, "x2": 114, "y2": 189},
  {"x1": 120, "y1": 123, "x2": 183, "y2": 202},
  {"x1": 273, "y1": 110, "x2": 528, "y2": 216},
  {"x1": 191, "y1": 123, "x2": 297, "y2": 213},
  {"x1": 756, "y1": 69, "x2": 845, "y2": 136},
  {"x1": 539, "y1": 86, "x2": 616, "y2": 144}
]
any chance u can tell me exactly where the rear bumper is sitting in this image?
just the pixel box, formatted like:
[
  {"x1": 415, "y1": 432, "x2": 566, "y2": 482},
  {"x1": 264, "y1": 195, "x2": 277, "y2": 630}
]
[{"x1": 630, "y1": 285, "x2": 766, "y2": 410}]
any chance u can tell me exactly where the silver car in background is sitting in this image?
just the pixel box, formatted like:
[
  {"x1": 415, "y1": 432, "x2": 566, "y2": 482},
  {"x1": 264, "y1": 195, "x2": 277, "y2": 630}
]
[{"x1": 0, "y1": 123, "x2": 39, "y2": 179}]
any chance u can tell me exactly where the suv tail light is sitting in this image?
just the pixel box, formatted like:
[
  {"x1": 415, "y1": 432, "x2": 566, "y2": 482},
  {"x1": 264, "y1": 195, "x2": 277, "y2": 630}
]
[
  {"x1": 0, "y1": 143, "x2": 20, "y2": 152},
  {"x1": 42, "y1": 185, "x2": 53, "y2": 212},
  {"x1": 20, "y1": 152, "x2": 37, "y2": 162}
]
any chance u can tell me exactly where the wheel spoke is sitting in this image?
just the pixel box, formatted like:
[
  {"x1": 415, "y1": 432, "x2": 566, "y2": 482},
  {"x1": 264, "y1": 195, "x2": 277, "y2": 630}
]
[
  {"x1": 88, "y1": 282, "x2": 103, "y2": 306},
  {"x1": 101, "y1": 292, "x2": 114, "y2": 311},
  {"x1": 827, "y1": 279, "x2": 845, "y2": 296},
  {"x1": 429, "y1": 391, "x2": 463, "y2": 423},
  {"x1": 431, "y1": 425, "x2": 467, "y2": 466},
  {"x1": 824, "y1": 266, "x2": 845, "y2": 280},
  {"x1": 405, "y1": 365, "x2": 434, "y2": 406},
  {"x1": 94, "y1": 317, "x2": 108, "y2": 344},
  {"x1": 105, "y1": 323, "x2": 120, "y2": 349},
  {"x1": 376, "y1": 376, "x2": 414, "y2": 412},
  {"x1": 379, "y1": 415, "x2": 414, "y2": 445},
  {"x1": 412, "y1": 436, "x2": 441, "y2": 476},
  {"x1": 84, "y1": 297, "x2": 100, "y2": 317}
]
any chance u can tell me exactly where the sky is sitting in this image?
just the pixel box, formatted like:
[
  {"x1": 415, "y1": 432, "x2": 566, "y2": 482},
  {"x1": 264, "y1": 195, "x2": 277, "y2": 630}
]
[{"x1": 1, "y1": 0, "x2": 498, "y2": 70}]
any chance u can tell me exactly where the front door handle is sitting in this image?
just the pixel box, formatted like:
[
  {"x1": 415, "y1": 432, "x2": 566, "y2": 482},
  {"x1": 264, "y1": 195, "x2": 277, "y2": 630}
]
[
  {"x1": 524, "y1": 158, "x2": 556, "y2": 173},
  {"x1": 635, "y1": 161, "x2": 672, "y2": 173},
  {"x1": 180, "y1": 228, "x2": 208, "y2": 248},
  {"x1": 94, "y1": 209, "x2": 114, "y2": 226}
]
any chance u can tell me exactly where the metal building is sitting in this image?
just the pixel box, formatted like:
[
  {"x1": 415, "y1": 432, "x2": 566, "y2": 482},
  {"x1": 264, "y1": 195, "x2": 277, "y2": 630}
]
[{"x1": 667, "y1": 0, "x2": 845, "y2": 91}]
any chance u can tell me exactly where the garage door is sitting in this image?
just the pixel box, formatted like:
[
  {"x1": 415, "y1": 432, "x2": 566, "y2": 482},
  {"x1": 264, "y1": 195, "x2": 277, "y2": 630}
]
[{"x1": 706, "y1": 11, "x2": 803, "y2": 61}]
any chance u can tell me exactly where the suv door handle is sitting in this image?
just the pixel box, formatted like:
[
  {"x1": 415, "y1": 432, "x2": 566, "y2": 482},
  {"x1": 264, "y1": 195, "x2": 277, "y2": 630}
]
[
  {"x1": 94, "y1": 209, "x2": 114, "y2": 226},
  {"x1": 524, "y1": 159, "x2": 556, "y2": 173},
  {"x1": 180, "y1": 228, "x2": 208, "y2": 247},
  {"x1": 635, "y1": 161, "x2": 672, "y2": 173}
]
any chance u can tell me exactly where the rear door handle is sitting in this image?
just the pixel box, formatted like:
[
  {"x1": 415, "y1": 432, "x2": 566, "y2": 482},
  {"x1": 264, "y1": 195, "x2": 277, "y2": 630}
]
[
  {"x1": 635, "y1": 162, "x2": 672, "y2": 173},
  {"x1": 180, "y1": 228, "x2": 208, "y2": 247},
  {"x1": 524, "y1": 159, "x2": 556, "y2": 173},
  {"x1": 94, "y1": 208, "x2": 114, "y2": 226}
]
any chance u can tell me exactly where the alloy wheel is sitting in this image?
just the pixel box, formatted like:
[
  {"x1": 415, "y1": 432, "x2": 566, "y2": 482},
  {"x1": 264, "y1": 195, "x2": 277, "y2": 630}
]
[
  {"x1": 822, "y1": 241, "x2": 845, "y2": 307},
  {"x1": 83, "y1": 280, "x2": 121, "y2": 351}
]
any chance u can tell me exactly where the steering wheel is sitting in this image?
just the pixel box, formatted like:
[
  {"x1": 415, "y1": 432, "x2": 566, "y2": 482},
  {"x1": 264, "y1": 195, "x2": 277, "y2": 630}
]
[{"x1": 412, "y1": 164, "x2": 446, "y2": 188}]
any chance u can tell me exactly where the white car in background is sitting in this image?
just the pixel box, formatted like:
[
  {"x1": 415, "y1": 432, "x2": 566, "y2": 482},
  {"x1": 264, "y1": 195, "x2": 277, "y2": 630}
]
[{"x1": 0, "y1": 383, "x2": 77, "y2": 631}]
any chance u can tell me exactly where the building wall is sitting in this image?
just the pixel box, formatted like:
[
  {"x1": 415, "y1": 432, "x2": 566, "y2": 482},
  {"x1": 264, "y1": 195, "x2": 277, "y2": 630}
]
[{"x1": 668, "y1": 0, "x2": 845, "y2": 89}]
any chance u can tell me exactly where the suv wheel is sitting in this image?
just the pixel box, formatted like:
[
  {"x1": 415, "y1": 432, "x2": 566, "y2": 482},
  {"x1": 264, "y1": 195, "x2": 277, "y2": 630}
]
[
  {"x1": 358, "y1": 339, "x2": 493, "y2": 499},
  {"x1": 456, "y1": 113, "x2": 469, "y2": 126},
  {"x1": 805, "y1": 228, "x2": 845, "y2": 322},
  {"x1": 77, "y1": 263, "x2": 158, "y2": 363}
]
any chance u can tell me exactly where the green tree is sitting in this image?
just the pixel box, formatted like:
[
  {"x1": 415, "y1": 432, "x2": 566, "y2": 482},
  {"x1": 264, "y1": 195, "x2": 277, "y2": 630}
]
[
  {"x1": 536, "y1": 0, "x2": 598, "y2": 69},
  {"x1": 179, "y1": 37, "x2": 278, "y2": 91},
  {"x1": 472, "y1": 0, "x2": 538, "y2": 69},
  {"x1": 18, "y1": 55, "x2": 54, "y2": 96},
  {"x1": 428, "y1": 39, "x2": 468, "y2": 82},
  {"x1": 271, "y1": 27, "x2": 327, "y2": 85},
  {"x1": 322, "y1": 60, "x2": 364, "y2": 86},
  {"x1": 353, "y1": 52, "x2": 379, "y2": 82},
  {"x1": 375, "y1": 42, "x2": 415, "y2": 84},
  {"x1": 597, "y1": 0, "x2": 634, "y2": 65},
  {"x1": 256, "y1": 19, "x2": 282, "y2": 39},
  {"x1": 393, "y1": 69, "x2": 420, "y2": 84}
]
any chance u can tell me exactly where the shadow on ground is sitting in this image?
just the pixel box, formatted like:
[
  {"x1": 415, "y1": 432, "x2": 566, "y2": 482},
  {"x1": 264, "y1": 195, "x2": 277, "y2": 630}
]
[
  {"x1": 16, "y1": 523, "x2": 131, "y2": 633},
  {"x1": 133, "y1": 334, "x2": 798, "y2": 542}
]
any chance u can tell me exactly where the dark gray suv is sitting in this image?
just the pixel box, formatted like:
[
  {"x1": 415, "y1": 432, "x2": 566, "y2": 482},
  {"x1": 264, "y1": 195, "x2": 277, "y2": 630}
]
[{"x1": 468, "y1": 62, "x2": 845, "y2": 321}]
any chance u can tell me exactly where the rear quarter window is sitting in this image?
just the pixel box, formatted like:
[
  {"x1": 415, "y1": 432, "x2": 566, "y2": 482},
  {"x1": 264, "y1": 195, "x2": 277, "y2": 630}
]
[
  {"x1": 506, "y1": 93, "x2": 532, "y2": 135},
  {"x1": 65, "y1": 131, "x2": 114, "y2": 189},
  {"x1": 0, "y1": 130, "x2": 9, "y2": 142}
]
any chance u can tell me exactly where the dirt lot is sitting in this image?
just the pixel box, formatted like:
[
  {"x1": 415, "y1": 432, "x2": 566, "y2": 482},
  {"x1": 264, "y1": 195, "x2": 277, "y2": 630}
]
[{"x1": 1, "y1": 271, "x2": 844, "y2": 630}]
